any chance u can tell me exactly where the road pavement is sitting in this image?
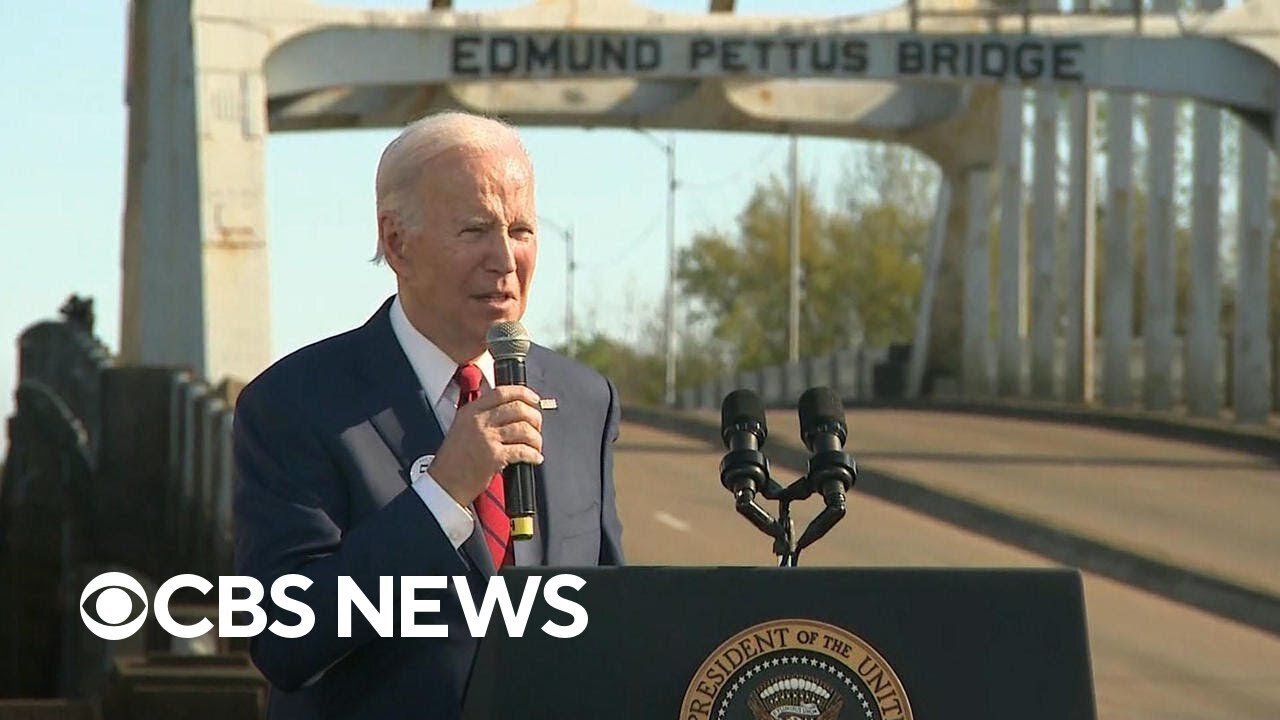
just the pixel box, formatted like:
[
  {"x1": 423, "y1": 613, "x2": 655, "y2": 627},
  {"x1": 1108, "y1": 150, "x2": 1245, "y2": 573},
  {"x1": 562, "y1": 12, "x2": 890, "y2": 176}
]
[{"x1": 611, "y1": 412, "x2": 1280, "y2": 719}]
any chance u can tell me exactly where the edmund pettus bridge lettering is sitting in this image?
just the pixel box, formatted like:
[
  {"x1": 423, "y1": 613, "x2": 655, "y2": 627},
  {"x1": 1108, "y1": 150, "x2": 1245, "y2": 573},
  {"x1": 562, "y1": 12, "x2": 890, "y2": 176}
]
[{"x1": 450, "y1": 32, "x2": 1085, "y2": 82}]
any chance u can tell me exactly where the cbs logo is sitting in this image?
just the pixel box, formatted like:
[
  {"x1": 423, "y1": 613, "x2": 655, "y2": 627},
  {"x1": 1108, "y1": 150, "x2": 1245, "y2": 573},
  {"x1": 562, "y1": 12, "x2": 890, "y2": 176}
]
[{"x1": 79, "y1": 572, "x2": 149, "y2": 640}]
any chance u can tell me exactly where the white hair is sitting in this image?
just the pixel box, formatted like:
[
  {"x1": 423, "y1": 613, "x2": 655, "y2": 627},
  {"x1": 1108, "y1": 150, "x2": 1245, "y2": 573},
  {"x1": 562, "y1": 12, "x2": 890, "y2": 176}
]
[{"x1": 373, "y1": 111, "x2": 529, "y2": 263}]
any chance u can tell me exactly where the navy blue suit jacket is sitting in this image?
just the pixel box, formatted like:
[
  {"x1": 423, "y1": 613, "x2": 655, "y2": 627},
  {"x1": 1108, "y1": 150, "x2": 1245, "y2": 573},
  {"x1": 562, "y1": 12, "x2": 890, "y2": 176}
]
[{"x1": 232, "y1": 298, "x2": 623, "y2": 719}]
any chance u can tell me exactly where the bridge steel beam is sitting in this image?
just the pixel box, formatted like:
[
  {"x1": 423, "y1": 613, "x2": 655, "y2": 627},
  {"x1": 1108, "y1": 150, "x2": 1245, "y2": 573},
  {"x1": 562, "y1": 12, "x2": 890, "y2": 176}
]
[
  {"x1": 1234, "y1": 123, "x2": 1273, "y2": 423},
  {"x1": 1188, "y1": 0, "x2": 1225, "y2": 418},
  {"x1": 265, "y1": 29, "x2": 1280, "y2": 128},
  {"x1": 962, "y1": 165, "x2": 993, "y2": 398},
  {"x1": 1144, "y1": 71, "x2": 1179, "y2": 411},
  {"x1": 1186, "y1": 0, "x2": 1226, "y2": 419},
  {"x1": 996, "y1": 86, "x2": 1026, "y2": 398},
  {"x1": 1061, "y1": 0, "x2": 1101, "y2": 406},
  {"x1": 1102, "y1": 88, "x2": 1136, "y2": 409},
  {"x1": 1063, "y1": 85, "x2": 1097, "y2": 403},
  {"x1": 1028, "y1": 0, "x2": 1059, "y2": 401},
  {"x1": 1030, "y1": 88, "x2": 1059, "y2": 400},
  {"x1": 1186, "y1": 98, "x2": 1224, "y2": 417},
  {"x1": 1138, "y1": 0, "x2": 1181, "y2": 414},
  {"x1": 906, "y1": 178, "x2": 952, "y2": 401},
  {"x1": 120, "y1": 0, "x2": 1280, "y2": 401}
]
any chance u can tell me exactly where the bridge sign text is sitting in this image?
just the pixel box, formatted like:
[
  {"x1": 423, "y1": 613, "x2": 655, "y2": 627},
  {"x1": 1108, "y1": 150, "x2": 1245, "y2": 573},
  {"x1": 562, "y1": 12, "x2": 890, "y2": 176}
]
[{"x1": 450, "y1": 33, "x2": 1085, "y2": 83}]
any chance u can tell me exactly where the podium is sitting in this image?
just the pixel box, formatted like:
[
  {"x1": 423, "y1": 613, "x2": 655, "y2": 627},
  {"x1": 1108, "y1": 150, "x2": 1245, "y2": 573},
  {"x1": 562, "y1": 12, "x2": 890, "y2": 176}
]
[{"x1": 465, "y1": 567, "x2": 1095, "y2": 719}]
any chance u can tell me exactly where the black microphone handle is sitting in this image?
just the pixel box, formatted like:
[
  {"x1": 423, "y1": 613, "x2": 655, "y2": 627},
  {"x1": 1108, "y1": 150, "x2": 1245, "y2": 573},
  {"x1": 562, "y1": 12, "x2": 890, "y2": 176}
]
[
  {"x1": 494, "y1": 358, "x2": 527, "y2": 387},
  {"x1": 502, "y1": 463, "x2": 537, "y2": 538},
  {"x1": 493, "y1": 356, "x2": 537, "y2": 539}
]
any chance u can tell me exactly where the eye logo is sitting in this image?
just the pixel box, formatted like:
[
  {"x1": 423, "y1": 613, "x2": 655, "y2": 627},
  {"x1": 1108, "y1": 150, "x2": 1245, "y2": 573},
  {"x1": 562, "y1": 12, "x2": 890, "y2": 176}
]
[{"x1": 80, "y1": 572, "x2": 149, "y2": 640}]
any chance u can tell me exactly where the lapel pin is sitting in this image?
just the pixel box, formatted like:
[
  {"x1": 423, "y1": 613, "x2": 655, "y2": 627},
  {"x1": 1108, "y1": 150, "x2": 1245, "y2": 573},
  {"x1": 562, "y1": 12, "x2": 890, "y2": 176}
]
[{"x1": 538, "y1": 398, "x2": 558, "y2": 411}]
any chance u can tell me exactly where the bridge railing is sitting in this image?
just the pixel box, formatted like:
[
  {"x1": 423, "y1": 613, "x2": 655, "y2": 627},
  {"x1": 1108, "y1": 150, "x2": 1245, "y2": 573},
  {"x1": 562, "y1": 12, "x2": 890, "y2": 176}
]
[
  {"x1": 677, "y1": 333, "x2": 1272, "y2": 426},
  {"x1": 0, "y1": 299, "x2": 260, "y2": 713},
  {"x1": 908, "y1": 0, "x2": 1153, "y2": 33}
]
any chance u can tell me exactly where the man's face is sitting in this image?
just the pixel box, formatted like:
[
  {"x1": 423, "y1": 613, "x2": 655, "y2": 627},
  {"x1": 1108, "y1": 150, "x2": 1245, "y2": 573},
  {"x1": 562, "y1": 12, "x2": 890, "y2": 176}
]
[{"x1": 383, "y1": 141, "x2": 537, "y2": 361}]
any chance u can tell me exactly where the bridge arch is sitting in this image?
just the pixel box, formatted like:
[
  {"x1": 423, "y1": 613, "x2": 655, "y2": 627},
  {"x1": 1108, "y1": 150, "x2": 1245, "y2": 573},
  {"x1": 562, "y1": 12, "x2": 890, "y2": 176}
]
[{"x1": 121, "y1": 0, "x2": 1279, "y2": 422}]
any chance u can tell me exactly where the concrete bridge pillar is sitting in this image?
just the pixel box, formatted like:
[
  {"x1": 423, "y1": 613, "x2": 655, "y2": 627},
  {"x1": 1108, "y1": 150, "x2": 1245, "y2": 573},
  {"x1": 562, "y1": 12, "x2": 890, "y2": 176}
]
[
  {"x1": 915, "y1": 85, "x2": 1001, "y2": 391},
  {"x1": 120, "y1": 0, "x2": 272, "y2": 383}
]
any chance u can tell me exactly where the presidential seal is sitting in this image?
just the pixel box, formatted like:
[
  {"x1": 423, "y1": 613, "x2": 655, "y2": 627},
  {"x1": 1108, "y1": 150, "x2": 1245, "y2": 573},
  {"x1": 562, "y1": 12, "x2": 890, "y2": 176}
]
[{"x1": 680, "y1": 619, "x2": 911, "y2": 720}]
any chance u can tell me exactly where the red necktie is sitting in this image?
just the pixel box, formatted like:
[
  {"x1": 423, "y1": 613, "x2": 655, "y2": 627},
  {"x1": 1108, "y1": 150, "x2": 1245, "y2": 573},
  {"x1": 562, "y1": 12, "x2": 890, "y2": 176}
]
[{"x1": 453, "y1": 364, "x2": 512, "y2": 567}]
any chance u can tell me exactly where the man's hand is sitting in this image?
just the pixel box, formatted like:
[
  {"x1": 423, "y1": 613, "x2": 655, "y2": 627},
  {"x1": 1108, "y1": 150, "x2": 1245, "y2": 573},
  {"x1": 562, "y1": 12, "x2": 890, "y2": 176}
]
[{"x1": 431, "y1": 386, "x2": 543, "y2": 506}]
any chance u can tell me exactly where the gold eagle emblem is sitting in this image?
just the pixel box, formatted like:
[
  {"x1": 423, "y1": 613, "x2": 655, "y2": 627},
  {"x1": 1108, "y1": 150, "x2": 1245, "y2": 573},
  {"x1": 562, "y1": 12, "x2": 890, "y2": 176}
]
[{"x1": 746, "y1": 674, "x2": 844, "y2": 720}]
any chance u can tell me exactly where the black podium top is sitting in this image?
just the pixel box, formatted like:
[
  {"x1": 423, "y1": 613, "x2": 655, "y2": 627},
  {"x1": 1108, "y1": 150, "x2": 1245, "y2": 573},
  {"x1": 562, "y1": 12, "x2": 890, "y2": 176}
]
[{"x1": 465, "y1": 567, "x2": 1095, "y2": 720}]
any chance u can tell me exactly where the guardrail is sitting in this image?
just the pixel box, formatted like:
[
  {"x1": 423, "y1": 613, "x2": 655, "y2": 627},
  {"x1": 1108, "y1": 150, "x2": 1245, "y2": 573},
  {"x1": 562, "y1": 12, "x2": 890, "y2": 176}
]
[
  {"x1": 677, "y1": 334, "x2": 1274, "y2": 428},
  {"x1": 907, "y1": 0, "x2": 1154, "y2": 33},
  {"x1": 0, "y1": 298, "x2": 261, "y2": 717}
]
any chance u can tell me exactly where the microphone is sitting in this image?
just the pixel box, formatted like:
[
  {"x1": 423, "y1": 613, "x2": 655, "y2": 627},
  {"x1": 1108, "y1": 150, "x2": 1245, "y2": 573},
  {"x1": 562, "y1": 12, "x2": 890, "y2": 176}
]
[
  {"x1": 797, "y1": 387, "x2": 856, "y2": 509},
  {"x1": 486, "y1": 320, "x2": 536, "y2": 541},
  {"x1": 719, "y1": 389, "x2": 770, "y2": 502}
]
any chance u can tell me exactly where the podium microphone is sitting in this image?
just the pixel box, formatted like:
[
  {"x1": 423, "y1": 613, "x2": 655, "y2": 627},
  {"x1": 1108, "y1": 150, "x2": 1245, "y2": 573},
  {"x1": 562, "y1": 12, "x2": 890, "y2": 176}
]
[
  {"x1": 486, "y1": 320, "x2": 536, "y2": 541},
  {"x1": 797, "y1": 387, "x2": 856, "y2": 510},
  {"x1": 719, "y1": 389, "x2": 769, "y2": 502}
]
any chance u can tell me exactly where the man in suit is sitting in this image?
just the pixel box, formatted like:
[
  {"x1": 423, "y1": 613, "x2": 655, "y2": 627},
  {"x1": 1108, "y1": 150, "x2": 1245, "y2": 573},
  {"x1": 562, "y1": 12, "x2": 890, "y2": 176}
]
[{"x1": 233, "y1": 111, "x2": 624, "y2": 719}]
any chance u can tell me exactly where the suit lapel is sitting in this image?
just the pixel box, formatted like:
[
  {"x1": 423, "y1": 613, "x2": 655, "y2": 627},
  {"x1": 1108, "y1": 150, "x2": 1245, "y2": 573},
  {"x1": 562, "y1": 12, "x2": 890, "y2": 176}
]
[
  {"x1": 461, "y1": 526, "x2": 496, "y2": 576},
  {"x1": 356, "y1": 297, "x2": 495, "y2": 577}
]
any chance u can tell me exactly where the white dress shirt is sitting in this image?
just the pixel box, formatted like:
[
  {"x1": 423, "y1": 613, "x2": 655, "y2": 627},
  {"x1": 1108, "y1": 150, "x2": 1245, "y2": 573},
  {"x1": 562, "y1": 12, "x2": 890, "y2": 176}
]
[{"x1": 388, "y1": 295, "x2": 495, "y2": 550}]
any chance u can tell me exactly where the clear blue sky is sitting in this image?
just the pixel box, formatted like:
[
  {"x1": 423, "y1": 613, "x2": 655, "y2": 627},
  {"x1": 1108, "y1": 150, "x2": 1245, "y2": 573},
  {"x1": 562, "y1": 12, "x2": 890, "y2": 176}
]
[{"x1": 1, "y1": 0, "x2": 905, "y2": 453}]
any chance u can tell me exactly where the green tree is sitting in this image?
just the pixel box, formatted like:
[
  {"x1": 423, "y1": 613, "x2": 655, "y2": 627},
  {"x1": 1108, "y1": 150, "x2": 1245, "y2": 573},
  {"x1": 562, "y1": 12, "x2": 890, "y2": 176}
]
[
  {"x1": 676, "y1": 177, "x2": 826, "y2": 369},
  {"x1": 829, "y1": 203, "x2": 928, "y2": 346},
  {"x1": 676, "y1": 170, "x2": 928, "y2": 372},
  {"x1": 843, "y1": 141, "x2": 938, "y2": 221},
  {"x1": 560, "y1": 332, "x2": 664, "y2": 406}
]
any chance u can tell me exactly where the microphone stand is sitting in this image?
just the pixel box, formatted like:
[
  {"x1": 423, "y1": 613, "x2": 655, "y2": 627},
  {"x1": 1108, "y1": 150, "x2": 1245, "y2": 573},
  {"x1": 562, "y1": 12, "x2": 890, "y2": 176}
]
[
  {"x1": 729, "y1": 472, "x2": 846, "y2": 567},
  {"x1": 775, "y1": 498, "x2": 796, "y2": 567},
  {"x1": 768, "y1": 480, "x2": 809, "y2": 567},
  {"x1": 719, "y1": 392, "x2": 855, "y2": 567}
]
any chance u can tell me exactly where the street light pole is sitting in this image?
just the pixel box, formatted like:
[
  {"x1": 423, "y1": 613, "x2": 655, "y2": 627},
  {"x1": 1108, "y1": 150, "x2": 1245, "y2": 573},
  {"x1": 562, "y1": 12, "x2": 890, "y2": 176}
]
[
  {"x1": 664, "y1": 137, "x2": 677, "y2": 407},
  {"x1": 538, "y1": 216, "x2": 576, "y2": 355},
  {"x1": 635, "y1": 128, "x2": 679, "y2": 406},
  {"x1": 788, "y1": 134, "x2": 801, "y2": 363},
  {"x1": 565, "y1": 224, "x2": 576, "y2": 356}
]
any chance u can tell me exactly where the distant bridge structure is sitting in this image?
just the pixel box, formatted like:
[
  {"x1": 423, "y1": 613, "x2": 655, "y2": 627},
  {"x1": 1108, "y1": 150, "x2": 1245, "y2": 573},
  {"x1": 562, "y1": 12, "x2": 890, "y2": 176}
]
[{"x1": 122, "y1": 0, "x2": 1280, "y2": 421}]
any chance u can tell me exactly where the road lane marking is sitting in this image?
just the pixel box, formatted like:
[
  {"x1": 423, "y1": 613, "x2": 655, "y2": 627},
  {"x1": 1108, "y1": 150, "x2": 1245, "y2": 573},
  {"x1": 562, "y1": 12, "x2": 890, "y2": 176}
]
[{"x1": 654, "y1": 510, "x2": 691, "y2": 532}]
